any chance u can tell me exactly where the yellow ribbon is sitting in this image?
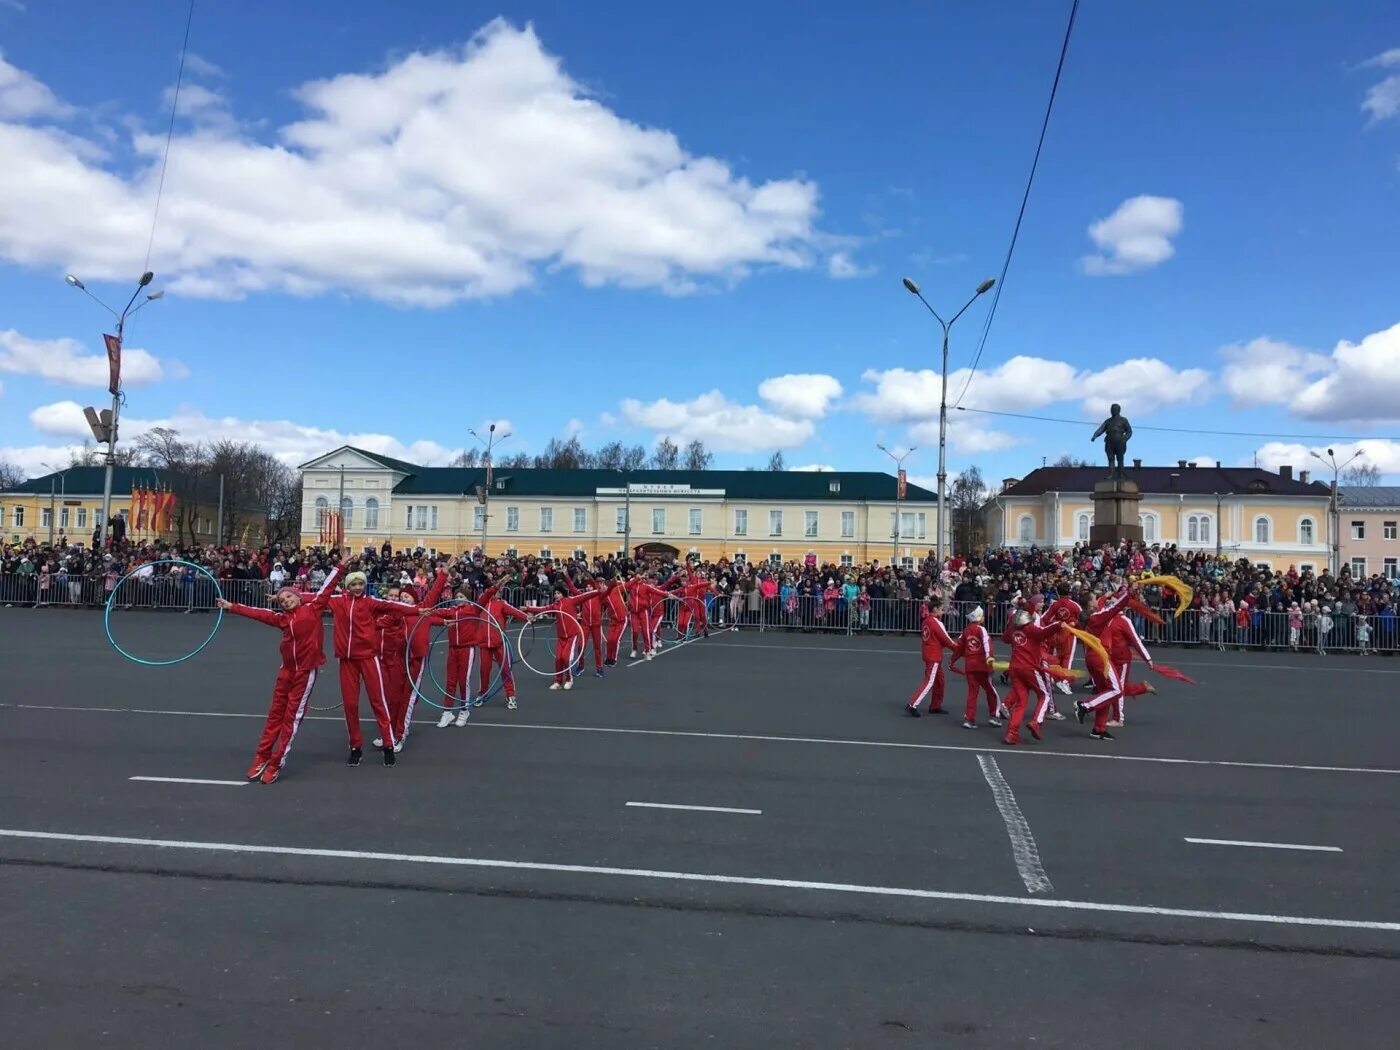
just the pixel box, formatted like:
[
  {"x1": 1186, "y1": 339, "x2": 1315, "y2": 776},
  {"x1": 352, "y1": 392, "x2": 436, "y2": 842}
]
[
  {"x1": 1065, "y1": 625, "x2": 1112, "y2": 670},
  {"x1": 1135, "y1": 574, "x2": 1194, "y2": 618}
]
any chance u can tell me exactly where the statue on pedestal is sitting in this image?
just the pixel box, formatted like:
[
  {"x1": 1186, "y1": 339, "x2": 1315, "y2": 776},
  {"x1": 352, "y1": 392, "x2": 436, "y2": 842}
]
[{"x1": 1091, "y1": 403, "x2": 1133, "y2": 480}]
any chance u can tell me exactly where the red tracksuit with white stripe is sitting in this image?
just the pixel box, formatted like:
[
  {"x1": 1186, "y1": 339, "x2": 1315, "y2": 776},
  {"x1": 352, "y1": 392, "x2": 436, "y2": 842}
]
[
  {"x1": 604, "y1": 581, "x2": 630, "y2": 662},
  {"x1": 676, "y1": 575, "x2": 711, "y2": 637},
  {"x1": 400, "y1": 570, "x2": 450, "y2": 738},
  {"x1": 226, "y1": 567, "x2": 339, "y2": 775},
  {"x1": 628, "y1": 579, "x2": 658, "y2": 652},
  {"x1": 564, "y1": 577, "x2": 606, "y2": 671},
  {"x1": 906, "y1": 606, "x2": 955, "y2": 713},
  {"x1": 375, "y1": 609, "x2": 409, "y2": 741},
  {"x1": 1078, "y1": 587, "x2": 1147, "y2": 729},
  {"x1": 479, "y1": 588, "x2": 530, "y2": 700},
  {"x1": 432, "y1": 588, "x2": 496, "y2": 708},
  {"x1": 1089, "y1": 612, "x2": 1153, "y2": 726},
  {"x1": 1000, "y1": 618, "x2": 1063, "y2": 744},
  {"x1": 951, "y1": 621, "x2": 999, "y2": 722},
  {"x1": 1042, "y1": 595, "x2": 1082, "y2": 671},
  {"x1": 535, "y1": 592, "x2": 590, "y2": 684},
  {"x1": 327, "y1": 586, "x2": 410, "y2": 750}
]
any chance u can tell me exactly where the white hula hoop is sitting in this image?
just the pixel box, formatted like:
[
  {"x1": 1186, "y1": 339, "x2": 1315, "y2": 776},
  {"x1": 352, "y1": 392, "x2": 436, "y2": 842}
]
[{"x1": 515, "y1": 607, "x2": 585, "y2": 678}]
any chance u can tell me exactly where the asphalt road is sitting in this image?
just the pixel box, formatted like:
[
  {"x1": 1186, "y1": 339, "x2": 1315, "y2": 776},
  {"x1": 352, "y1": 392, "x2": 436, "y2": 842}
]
[{"x1": 3, "y1": 609, "x2": 1397, "y2": 1048}]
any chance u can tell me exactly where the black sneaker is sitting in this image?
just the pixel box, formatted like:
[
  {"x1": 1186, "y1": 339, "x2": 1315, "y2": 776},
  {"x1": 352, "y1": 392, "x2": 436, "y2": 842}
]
[
  {"x1": 383, "y1": 746, "x2": 396, "y2": 767},
  {"x1": 1090, "y1": 729, "x2": 1115, "y2": 741},
  {"x1": 347, "y1": 747, "x2": 363, "y2": 766},
  {"x1": 929, "y1": 708, "x2": 947, "y2": 715},
  {"x1": 1075, "y1": 701, "x2": 1088, "y2": 725},
  {"x1": 905, "y1": 705, "x2": 921, "y2": 718},
  {"x1": 604, "y1": 659, "x2": 617, "y2": 667}
]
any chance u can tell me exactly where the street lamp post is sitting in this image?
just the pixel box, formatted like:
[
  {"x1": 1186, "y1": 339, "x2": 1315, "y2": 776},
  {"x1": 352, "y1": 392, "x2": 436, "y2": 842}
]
[
  {"x1": 66, "y1": 273, "x2": 163, "y2": 550},
  {"x1": 617, "y1": 469, "x2": 632, "y2": 558},
  {"x1": 1310, "y1": 447, "x2": 1362, "y2": 576},
  {"x1": 901, "y1": 276, "x2": 996, "y2": 567},
  {"x1": 40, "y1": 461, "x2": 66, "y2": 546},
  {"x1": 469, "y1": 423, "x2": 510, "y2": 557},
  {"x1": 876, "y1": 444, "x2": 916, "y2": 567}
]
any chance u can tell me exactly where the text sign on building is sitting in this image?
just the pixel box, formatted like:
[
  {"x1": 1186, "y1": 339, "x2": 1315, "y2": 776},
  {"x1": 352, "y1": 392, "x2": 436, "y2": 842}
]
[{"x1": 596, "y1": 484, "x2": 726, "y2": 497}]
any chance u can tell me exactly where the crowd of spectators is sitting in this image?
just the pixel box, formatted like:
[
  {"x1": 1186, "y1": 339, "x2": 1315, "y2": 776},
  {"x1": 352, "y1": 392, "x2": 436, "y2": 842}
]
[{"x1": 3, "y1": 535, "x2": 1396, "y2": 653}]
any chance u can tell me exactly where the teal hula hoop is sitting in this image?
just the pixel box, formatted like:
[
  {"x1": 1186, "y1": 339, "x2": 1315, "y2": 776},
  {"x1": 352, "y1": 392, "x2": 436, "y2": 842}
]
[
  {"x1": 405, "y1": 597, "x2": 506, "y2": 711},
  {"x1": 103, "y1": 559, "x2": 225, "y2": 667}
]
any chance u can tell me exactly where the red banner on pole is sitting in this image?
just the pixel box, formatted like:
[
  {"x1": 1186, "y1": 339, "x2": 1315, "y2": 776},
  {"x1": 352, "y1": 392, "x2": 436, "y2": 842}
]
[
  {"x1": 104, "y1": 333, "x2": 122, "y2": 396},
  {"x1": 897, "y1": 469, "x2": 908, "y2": 500}
]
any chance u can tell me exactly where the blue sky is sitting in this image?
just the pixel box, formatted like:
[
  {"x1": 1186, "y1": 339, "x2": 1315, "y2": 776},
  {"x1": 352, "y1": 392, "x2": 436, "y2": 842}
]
[{"x1": 1, "y1": 1, "x2": 1398, "y2": 488}]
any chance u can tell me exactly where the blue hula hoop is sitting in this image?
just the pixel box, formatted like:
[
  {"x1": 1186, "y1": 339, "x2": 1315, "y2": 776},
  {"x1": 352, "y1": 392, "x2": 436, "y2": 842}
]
[
  {"x1": 103, "y1": 558, "x2": 225, "y2": 667},
  {"x1": 404, "y1": 597, "x2": 506, "y2": 712}
]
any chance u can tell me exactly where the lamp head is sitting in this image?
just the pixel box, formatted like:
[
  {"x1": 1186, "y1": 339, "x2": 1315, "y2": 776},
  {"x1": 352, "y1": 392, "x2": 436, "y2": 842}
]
[
  {"x1": 1327, "y1": 448, "x2": 1334, "y2": 457},
  {"x1": 902, "y1": 277, "x2": 920, "y2": 295},
  {"x1": 146, "y1": 290, "x2": 164, "y2": 301},
  {"x1": 976, "y1": 278, "x2": 996, "y2": 294},
  {"x1": 65, "y1": 274, "x2": 84, "y2": 289},
  {"x1": 139, "y1": 271, "x2": 154, "y2": 287}
]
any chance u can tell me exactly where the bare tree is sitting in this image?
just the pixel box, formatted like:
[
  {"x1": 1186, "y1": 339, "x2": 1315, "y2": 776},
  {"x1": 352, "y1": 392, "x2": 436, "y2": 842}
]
[
  {"x1": 0, "y1": 459, "x2": 24, "y2": 489},
  {"x1": 136, "y1": 427, "x2": 210, "y2": 546},
  {"x1": 1050, "y1": 453, "x2": 1094, "y2": 468},
  {"x1": 68, "y1": 442, "x2": 139, "y2": 468},
  {"x1": 1342, "y1": 462, "x2": 1381, "y2": 486},
  {"x1": 949, "y1": 466, "x2": 988, "y2": 555},
  {"x1": 766, "y1": 451, "x2": 786, "y2": 472},
  {"x1": 450, "y1": 448, "x2": 481, "y2": 468},
  {"x1": 498, "y1": 452, "x2": 532, "y2": 470},
  {"x1": 682, "y1": 440, "x2": 713, "y2": 471},
  {"x1": 620, "y1": 444, "x2": 648, "y2": 471},
  {"x1": 651, "y1": 437, "x2": 680, "y2": 471}
]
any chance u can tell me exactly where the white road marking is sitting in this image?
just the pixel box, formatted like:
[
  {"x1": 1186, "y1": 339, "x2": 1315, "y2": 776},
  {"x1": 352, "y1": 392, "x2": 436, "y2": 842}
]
[
  {"x1": 625, "y1": 632, "x2": 705, "y2": 667},
  {"x1": 977, "y1": 755, "x2": 1054, "y2": 894},
  {"x1": 702, "y1": 639, "x2": 1400, "y2": 675},
  {"x1": 1185, "y1": 837, "x2": 1343, "y2": 853},
  {"x1": 626, "y1": 802, "x2": 762, "y2": 815},
  {"x1": 0, "y1": 828, "x2": 1395, "y2": 933},
  {"x1": 129, "y1": 776, "x2": 248, "y2": 787},
  {"x1": 7, "y1": 704, "x2": 1398, "y2": 777}
]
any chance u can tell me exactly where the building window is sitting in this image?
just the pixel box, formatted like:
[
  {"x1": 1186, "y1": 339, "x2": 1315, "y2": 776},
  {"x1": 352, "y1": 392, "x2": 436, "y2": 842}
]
[
  {"x1": 59, "y1": 507, "x2": 69, "y2": 529},
  {"x1": 573, "y1": 507, "x2": 586, "y2": 533},
  {"x1": 828, "y1": 481, "x2": 841, "y2": 494},
  {"x1": 900, "y1": 555, "x2": 915, "y2": 569},
  {"x1": 1351, "y1": 521, "x2": 1365, "y2": 540},
  {"x1": 1254, "y1": 516, "x2": 1270, "y2": 544},
  {"x1": 0, "y1": 507, "x2": 6, "y2": 528},
  {"x1": 733, "y1": 552, "x2": 747, "y2": 565},
  {"x1": 414, "y1": 505, "x2": 428, "y2": 531},
  {"x1": 540, "y1": 548, "x2": 553, "y2": 561},
  {"x1": 1385, "y1": 521, "x2": 1397, "y2": 540},
  {"x1": 405, "y1": 504, "x2": 414, "y2": 530},
  {"x1": 804, "y1": 511, "x2": 818, "y2": 537},
  {"x1": 768, "y1": 552, "x2": 782, "y2": 566},
  {"x1": 540, "y1": 508, "x2": 553, "y2": 533},
  {"x1": 1075, "y1": 512, "x2": 1091, "y2": 542},
  {"x1": 1350, "y1": 557, "x2": 1367, "y2": 577},
  {"x1": 1139, "y1": 512, "x2": 1158, "y2": 544},
  {"x1": 651, "y1": 508, "x2": 666, "y2": 534},
  {"x1": 1018, "y1": 514, "x2": 1033, "y2": 544},
  {"x1": 1384, "y1": 558, "x2": 1397, "y2": 579},
  {"x1": 13, "y1": 506, "x2": 24, "y2": 528},
  {"x1": 430, "y1": 506, "x2": 438, "y2": 531},
  {"x1": 840, "y1": 553, "x2": 854, "y2": 567},
  {"x1": 573, "y1": 549, "x2": 587, "y2": 562},
  {"x1": 1186, "y1": 514, "x2": 1212, "y2": 544},
  {"x1": 841, "y1": 510, "x2": 854, "y2": 538},
  {"x1": 505, "y1": 546, "x2": 518, "y2": 558},
  {"x1": 41, "y1": 508, "x2": 52, "y2": 528},
  {"x1": 769, "y1": 510, "x2": 783, "y2": 537},
  {"x1": 1299, "y1": 517, "x2": 1314, "y2": 545},
  {"x1": 341, "y1": 497, "x2": 354, "y2": 529},
  {"x1": 918, "y1": 513, "x2": 928, "y2": 540},
  {"x1": 899, "y1": 512, "x2": 915, "y2": 539},
  {"x1": 473, "y1": 505, "x2": 485, "y2": 531},
  {"x1": 315, "y1": 496, "x2": 329, "y2": 527},
  {"x1": 689, "y1": 508, "x2": 702, "y2": 535},
  {"x1": 364, "y1": 498, "x2": 379, "y2": 530},
  {"x1": 506, "y1": 507, "x2": 519, "y2": 532},
  {"x1": 734, "y1": 509, "x2": 748, "y2": 536},
  {"x1": 615, "y1": 507, "x2": 627, "y2": 534}
]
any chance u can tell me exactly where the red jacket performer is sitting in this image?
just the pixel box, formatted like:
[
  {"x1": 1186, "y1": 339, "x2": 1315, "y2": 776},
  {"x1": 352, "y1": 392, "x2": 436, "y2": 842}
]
[
  {"x1": 950, "y1": 606, "x2": 1001, "y2": 728},
  {"x1": 1041, "y1": 587, "x2": 1082, "y2": 696},
  {"x1": 906, "y1": 597, "x2": 956, "y2": 717},
  {"x1": 399, "y1": 567, "x2": 450, "y2": 740},
  {"x1": 479, "y1": 578, "x2": 532, "y2": 709},
  {"x1": 1000, "y1": 611, "x2": 1063, "y2": 745},
  {"x1": 534, "y1": 586, "x2": 591, "y2": 689},
  {"x1": 325, "y1": 568, "x2": 413, "y2": 766},
  {"x1": 1076, "y1": 600, "x2": 1155, "y2": 738},
  {"x1": 564, "y1": 574, "x2": 607, "y2": 676},
  {"x1": 218, "y1": 565, "x2": 342, "y2": 784},
  {"x1": 603, "y1": 578, "x2": 630, "y2": 666}
]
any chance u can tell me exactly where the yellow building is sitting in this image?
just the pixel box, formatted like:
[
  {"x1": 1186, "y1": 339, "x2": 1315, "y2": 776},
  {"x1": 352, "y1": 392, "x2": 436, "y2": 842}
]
[
  {"x1": 983, "y1": 461, "x2": 1333, "y2": 569},
  {"x1": 299, "y1": 446, "x2": 943, "y2": 567},
  {"x1": 0, "y1": 466, "x2": 260, "y2": 547}
]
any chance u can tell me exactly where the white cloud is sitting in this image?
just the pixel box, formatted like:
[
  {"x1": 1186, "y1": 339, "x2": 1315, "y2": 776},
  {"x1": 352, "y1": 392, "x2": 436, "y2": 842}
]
[
  {"x1": 757, "y1": 373, "x2": 843, "y2": 419},
  {"x1": 1291, "y1": 322, "x2": 1400, "y2": 422},
  {"x1": 0, "y1": 329, "x2": 181, "y2": 387},
  {"x1": 182, "y1": 53, "x2": 225, "y2": 80},
  {"x1": 1077, "y1": 357, "x2": 1210, "y2": 416},
  {"x1": 620, "y1": 390, "x2": 815, "y2": 453},
  {"x1": 909, "y1": 417, "x2": 1023, "y2": 455},
  {"x1": 1362, "y1": 74, "x2": 1400, "y2": 123},
  {"x1": 1080, "y1": 195, "x2": 1183, "y2": 276},
  {"x1": 0, "y1": 50, "x2": 70, "y2": 120},
  {"x1": 1219, "y1": 337, "x2": 1331, "y2": 406},
  {"x1": 790, "y1": 463, "x2": 836, "y2": 472},
  {"x1": 23, "y1": 399, "x2": 464, "y2": 467},
  {"x1": 0, "y1": 22, "x2": 822, "y2": 305},
  {"x1": 1252, "y1": 440, "x2": 1400, "y2": 479},
  {"x1": 563, "y1": 418, "x2": 585, "y2": 437},
  {"x1": 827, "y1": 251, "x2": 872, "y2": 279}
]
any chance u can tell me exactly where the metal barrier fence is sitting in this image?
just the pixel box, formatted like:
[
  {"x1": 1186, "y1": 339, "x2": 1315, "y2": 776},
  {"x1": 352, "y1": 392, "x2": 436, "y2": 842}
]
[{"x1": 4, "y1": 572, "x2": 1395, "y2": 654}]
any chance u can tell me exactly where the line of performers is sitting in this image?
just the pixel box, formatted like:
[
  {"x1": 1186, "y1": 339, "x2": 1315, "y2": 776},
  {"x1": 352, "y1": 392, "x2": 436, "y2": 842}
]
[
  {"x1": 216, "y1": 559, "x2": 721, "y2": 784},
  {"x1": 904, "y1": 582, "x2": 1173, "y2": 746}
]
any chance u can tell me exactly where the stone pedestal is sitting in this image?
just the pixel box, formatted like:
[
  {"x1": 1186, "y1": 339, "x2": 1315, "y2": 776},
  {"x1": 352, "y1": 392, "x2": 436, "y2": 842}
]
[{"x1": 1089, "y1": 479, "x2": 1143, "y2": 546}]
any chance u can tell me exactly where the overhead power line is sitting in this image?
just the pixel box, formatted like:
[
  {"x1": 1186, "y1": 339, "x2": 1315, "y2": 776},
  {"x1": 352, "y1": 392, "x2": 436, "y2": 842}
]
[
  {"x1": 955, "y1": 406, "x2": 1397, "y2": 443},
  {"x1": 144, "y1": 0, "x2": 198, "y2": 274}
]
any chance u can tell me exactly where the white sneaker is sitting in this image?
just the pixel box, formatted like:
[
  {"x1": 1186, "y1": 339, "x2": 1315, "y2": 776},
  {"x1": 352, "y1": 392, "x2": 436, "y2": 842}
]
[
  {"x1": 549, "y1": 683, "x2": 561, "y2": 691},
  {"x1": 644, "y1": 651, "x2": 653, "y2": 661},
  {"x1": 506, "y1": 696, "x2": 517, "y2": 709},
  {"x1": 377, "y1": 739, "x2": 404, "y2": 752},
  {"x1": 563, "y1": 680, "x2": 573, "y2": 690},
  {"x1": 436, "y1": 711, "x2": 455, "y2": 728},
  {"x1": 629, "y1": 650, "x2": 638, "y2": 659},
  {"x1": 454, "y1": 709, "x2": 470, "y2": 727},
  {"x1": 1048, "y1": 711, "x2": 1067, "y2": 721},
  {"x1": 373, "y1": 737, "x2": 383, "y2": 748},
  {"x1": 1056, "y1": 680, "x2": 1072, "y2": 695}
]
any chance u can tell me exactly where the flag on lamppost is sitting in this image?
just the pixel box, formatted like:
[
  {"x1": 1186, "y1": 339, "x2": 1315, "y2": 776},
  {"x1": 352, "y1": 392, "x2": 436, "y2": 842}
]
[
  {"x1": 897, "y1": 469, "x2": 908, "y2": 500},
  {"x1": 104, "y1": 334, "x2": 122, "y2": 396}
]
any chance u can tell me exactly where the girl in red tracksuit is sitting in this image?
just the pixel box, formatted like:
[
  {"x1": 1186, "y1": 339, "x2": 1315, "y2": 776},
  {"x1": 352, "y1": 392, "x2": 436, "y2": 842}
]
[
  {"x1": 1000, "y1": 612, "x2": 1063, "y2": 745},
  {"x1": 603, "y1": 579, "x2": 630, "y2": 666},
  {"x1": 398, "y1": 568, "x2": 450, "y2": 742},
  {"x1": 563, "y1": 575, "x2": 607, "y2": 676},
  {"x1": 1078, "y1": 605, "x2": 1155, "y2": 737},
  {"x1": 217, "y1": 564, "x2": 342, "y2": 784},
  {"x1": 325, "y1": 570, "x2": 413, "y2": 766},
  {"x1": 478, "y1": 578, "x2": 532, "y2": 709},
  {"x1": 627, "y1": 575, "x2": 653, "y2": 658},
  {"x1": 534, "y1": 586, "x2": 591, "y2": 689},
  {"x1": 906, "y1": 597, "x2": 956, "y2": 716},
  {"x1": 950, "y1": 607, "x2": 1000, "y2": 728},
  {"x1": 431, "y1": 588, "x2": 488, "y2": 727}
]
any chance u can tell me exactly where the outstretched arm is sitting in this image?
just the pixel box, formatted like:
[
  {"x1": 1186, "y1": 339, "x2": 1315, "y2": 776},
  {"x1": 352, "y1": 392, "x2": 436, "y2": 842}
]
[{"x1": 216, "y1": 599, "x2": 284, "y2": 629}]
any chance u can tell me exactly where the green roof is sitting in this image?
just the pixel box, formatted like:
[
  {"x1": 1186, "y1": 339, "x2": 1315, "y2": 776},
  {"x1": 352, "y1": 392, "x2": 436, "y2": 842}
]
[
  {"x1": 343, "y1": 446, "x2": 424, "y2": 475},
  {"x1": 389, "y1": 467, "x2": 936, "y2": 502},
  {"x1": 2, "y1": 465, "x2": 220, "y2": 502}
]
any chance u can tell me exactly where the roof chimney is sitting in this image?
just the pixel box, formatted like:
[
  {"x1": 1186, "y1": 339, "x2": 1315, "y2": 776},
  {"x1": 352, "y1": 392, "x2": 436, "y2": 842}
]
[
  {"x1": 1299, "y1": 470, "x2": 1310, "y2": 484},
  {"x1": 1002, "y1": 477, "x2": 1019, "y2": 493},
  {"x1": 1278, "y1": 465, "x2": 1293, "y2": 480},
  {"x1": 1177, "y1": 460, "x2": 1187, "y2": 469},
  {"x1": 1187, "y1": 462, "x2": 1197, "y2": 469},
  {"x1": 1132, "y1": 458, "x2": 1141, "y2": 469}
]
